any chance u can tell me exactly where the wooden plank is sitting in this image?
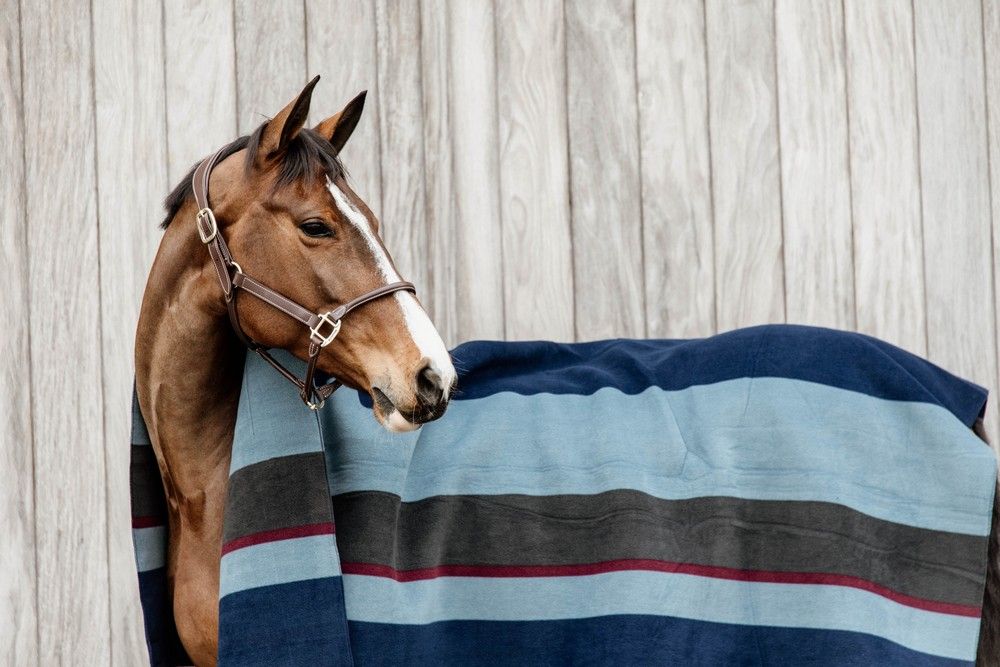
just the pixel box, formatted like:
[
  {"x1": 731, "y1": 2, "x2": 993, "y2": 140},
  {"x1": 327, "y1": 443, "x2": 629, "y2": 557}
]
[
  {"x1": 373, "y1": 0, "x2": 429, "y2": 304},
  {"x1": 565, "y1": 0, "x2": 645, "y2": 340},
  {"x1": 496, "y1": 0, "x2": 574, "y2": 341},
  {"x1": 164, "y1": 0, "x2": 238, "y2": 183},
  {"x1": 984, "y1": 0, "x2": 1000, "y2": 447},
  {"x1": 705, "y1": 0, "x2": 785, "y2": 331},
  {"x1": 914, "y1": 0, "x2": 998, "y2": 442},
  {"x1": 20, "y1": 0, "x2": 111, "y2": 661},
  {"x1": 421, "y1": 0, "x2": 505, "y2": 345},
  {"x1": 774, "y1": 0, "x2": 855, "y2": 329},
  {"x1": 305, "y1": 0, "x2": 382, "y2": 215},
  {"x1": 842, "y1": 0, "x2": 926, "y2": 355},
  {"x1": 0, "y1": 0, "x2": 38, "y2": 662},
  {"x1": 234, "y1": 0, "x2": 306, "y2": 134},
  {"x1": 635, "y1": 0, "x2": 716, "y2": 338},
  {"x1": 92, "y1": 0, "x2": 169, "y2": 663}
]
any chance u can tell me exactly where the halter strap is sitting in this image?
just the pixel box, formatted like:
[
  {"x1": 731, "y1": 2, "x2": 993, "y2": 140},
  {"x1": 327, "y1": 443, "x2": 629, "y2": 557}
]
[{"x1": 190, "y1": 142, "x2": 415, "y2": 409}]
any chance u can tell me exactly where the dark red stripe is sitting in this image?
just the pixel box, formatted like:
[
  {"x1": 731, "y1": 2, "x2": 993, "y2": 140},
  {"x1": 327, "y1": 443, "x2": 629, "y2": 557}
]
[
  {"x1": 221, "y1": 522, "x2": 335, "y2": 556},
  {"x1": 131, "y1": 515, "x2": 164, "y2": 529},
  {"x1": 340, "y1": 559, "x2": 981, "y2": 618}
]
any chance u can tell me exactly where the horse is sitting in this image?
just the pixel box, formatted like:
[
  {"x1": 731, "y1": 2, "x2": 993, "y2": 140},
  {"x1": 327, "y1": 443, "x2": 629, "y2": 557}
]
[
  {"x1": 136, "y1": 77, "x2": 1000, "y2": 666},
  {"x1": 135, "y1": 76, "x2": 456, "y2": 665}
]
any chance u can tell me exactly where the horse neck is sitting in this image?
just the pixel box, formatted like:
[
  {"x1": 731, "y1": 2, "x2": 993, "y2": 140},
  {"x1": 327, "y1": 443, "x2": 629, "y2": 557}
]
[{"x1": 135, "y1": 205, "x2": 244, "y2": 512}]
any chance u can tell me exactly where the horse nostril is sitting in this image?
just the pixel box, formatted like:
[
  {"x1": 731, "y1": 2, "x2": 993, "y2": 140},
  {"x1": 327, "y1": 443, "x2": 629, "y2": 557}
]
[{"x1": 416, "y1": 364, "x2": 445, "y2": 406}]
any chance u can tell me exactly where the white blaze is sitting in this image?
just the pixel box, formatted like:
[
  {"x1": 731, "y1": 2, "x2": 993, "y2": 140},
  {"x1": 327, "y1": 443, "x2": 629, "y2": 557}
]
[{"x1": 327, "y1": 179, "x2": 456, "y2": 398}]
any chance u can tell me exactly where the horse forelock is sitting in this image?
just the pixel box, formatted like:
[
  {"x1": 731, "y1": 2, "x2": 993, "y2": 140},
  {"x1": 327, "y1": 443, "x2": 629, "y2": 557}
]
[{"x1": 160, "y1": 125, "x2": 345, "y2": 229}]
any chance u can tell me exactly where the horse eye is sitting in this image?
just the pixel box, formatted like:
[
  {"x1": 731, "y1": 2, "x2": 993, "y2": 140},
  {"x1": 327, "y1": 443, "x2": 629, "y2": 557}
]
[{"x1": 299, "y1": 220, "x2": 333, "y2": 238}]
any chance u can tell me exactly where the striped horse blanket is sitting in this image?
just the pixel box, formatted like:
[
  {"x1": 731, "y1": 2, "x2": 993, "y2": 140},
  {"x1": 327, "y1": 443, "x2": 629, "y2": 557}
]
[{"x1": 131, "y1": 324, "x2": 998, "y2": 666}]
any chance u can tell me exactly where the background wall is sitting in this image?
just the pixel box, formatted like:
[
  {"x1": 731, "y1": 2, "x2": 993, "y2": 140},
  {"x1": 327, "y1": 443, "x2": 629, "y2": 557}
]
[{"x1": 3, "y1": 0, "x2": 1000, "y2": 663}]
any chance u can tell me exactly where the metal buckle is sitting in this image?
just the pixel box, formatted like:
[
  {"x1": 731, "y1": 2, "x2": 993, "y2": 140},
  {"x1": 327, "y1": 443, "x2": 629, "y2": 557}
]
[
  {"x1": 196, "y1": 207, "x2": 218, "y2": 243},
  {"x1": 306, "y1": 396, "x2": 325, "y2": 411},
  {"x1": 309, "y1": 312, "x2": 342, "y2": 347}
]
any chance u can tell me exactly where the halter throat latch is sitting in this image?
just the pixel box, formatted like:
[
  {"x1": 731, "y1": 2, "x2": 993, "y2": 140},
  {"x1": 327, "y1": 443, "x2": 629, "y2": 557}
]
[{"x1": 190, "y1": 142, "x2": 416, "y2": 408}]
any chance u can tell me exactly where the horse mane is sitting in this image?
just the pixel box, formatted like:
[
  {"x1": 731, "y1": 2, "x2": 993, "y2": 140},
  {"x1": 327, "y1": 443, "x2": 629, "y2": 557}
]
[{"x1": 161, "y1": 125, "x2": 344, "y2": 229}]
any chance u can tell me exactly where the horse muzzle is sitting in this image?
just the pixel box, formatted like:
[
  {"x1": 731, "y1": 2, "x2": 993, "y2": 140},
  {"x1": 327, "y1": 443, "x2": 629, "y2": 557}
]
[{"x1": 370, "y1": 362, "x2": 454, "y2": 432}]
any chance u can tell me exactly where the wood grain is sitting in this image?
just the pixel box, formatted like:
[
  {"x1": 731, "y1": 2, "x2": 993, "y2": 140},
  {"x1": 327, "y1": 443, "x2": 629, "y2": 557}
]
[
  {"x1": 234, "y1": 0, "x2": 307, "y2": 134},
  {"x1": 843, "y1": 0, "x2": 926, "y2": 355},
  {"x1": 421, "y1": 0, "x2": 505, "y2": 345},
  {"x1": 0, "y1": 0, "x2": 38, "y2": 662},
  {"x1": 705, "y1": 0, "x2": 786, "y2": 331},
  {"x1": 374, "y1": 0, "x2": 430, "y2": 303},
  {"x1": 913, "y1": 0, "x2": 998, "y2": 443},
  {"x1": 20, "y1": 0, "x2": 110, "y2": 661},
  {"x1": 774, "y1": 0, "x2": 855, "y2": 329},
  {"x1": 635, "y1": 0, "x2": 716, "y2": 338},
  {"x1": 163, "y1": 0, "x2": 238, "y2": 184},
  {"x1": 496, "y1": 0, "x2": 575, "y2": 341},
  {"x1": 565, "y1": 0, "x2": 646, "y2": 340},
  {"x1": 13, "y1": 4, "x2": 1000, "y2": 657},
  {"x1": 92, "y1": 0, "x2": 169, "y2": 663},
  {"x1": 980, "y1": 0, "x2": 1000, "y2": 447},
  {"x1": 306, "y1": 0, "x2": 383, "y2": 216}
]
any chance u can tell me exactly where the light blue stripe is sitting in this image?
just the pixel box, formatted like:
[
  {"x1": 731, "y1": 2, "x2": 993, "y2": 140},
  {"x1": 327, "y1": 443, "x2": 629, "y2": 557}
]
[
  {"x1": 219, "y1": 534, "x2": 341, "y2": 598},
  {"x1": 230, "y1": 351, "x2": 326, "y2": 472},
  {"x1": 131, "y1": 389, "x2": 151, "y2": 445},
  {"x1": 319, "y1": 377, "x2": 996, "y2": 535},
  {"x1": 133, "y1": 526, "x2": 166, "y2": 571},
  {"x1": 342, "y1": 571, "x2": 980, "y2": 661}
]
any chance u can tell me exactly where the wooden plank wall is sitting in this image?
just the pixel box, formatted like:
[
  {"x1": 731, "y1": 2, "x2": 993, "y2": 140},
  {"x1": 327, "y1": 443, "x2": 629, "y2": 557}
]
[{"x1": 3, "y1": 0, "x2": 1000, "y2": 662}]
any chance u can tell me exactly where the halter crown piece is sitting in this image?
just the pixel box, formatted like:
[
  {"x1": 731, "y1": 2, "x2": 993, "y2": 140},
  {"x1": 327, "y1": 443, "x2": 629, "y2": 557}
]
[{"x1": 192, "y1": 142, "x2": 416, "y2": 409}]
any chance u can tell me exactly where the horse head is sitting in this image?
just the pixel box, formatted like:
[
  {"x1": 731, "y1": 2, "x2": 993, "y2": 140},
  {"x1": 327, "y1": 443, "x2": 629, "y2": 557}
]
[{"x1": 163, "y1": 76, "x2": 455, "y2": 431}]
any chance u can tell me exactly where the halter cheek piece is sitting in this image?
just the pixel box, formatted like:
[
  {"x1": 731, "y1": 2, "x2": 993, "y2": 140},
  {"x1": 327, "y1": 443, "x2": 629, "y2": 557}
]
[{"x1": 191, "y1": 143, "x2": 416, "y2": 410}]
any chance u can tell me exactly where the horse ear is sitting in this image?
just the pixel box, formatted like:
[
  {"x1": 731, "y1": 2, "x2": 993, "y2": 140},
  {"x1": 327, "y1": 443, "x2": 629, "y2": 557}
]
[
  {"x1": 258, "y1": 75, "x2": 321, "y2": 160},
  {"x1": 313, "y1": 91, "x2": 367, "y2": 154}
]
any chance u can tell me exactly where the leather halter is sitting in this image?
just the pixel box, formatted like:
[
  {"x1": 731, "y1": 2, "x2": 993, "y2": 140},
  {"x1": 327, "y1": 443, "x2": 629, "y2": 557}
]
[{"x1": 191, "y1": 143, "x2": 416, "y2": 409}]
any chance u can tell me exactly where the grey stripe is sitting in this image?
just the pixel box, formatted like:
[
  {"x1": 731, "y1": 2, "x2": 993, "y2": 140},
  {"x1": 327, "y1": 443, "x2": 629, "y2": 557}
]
[
  {"x1": 332, "y1": 490, "x2": 987, "y2": 608},
  {"x1": 223, "y1": 452, "x2": 333, "y2": 544}
]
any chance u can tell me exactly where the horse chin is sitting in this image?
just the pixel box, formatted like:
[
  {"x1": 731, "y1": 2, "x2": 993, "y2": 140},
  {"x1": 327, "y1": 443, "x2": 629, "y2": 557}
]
[
  {"x1": 369, "y1": 386, "x2": 422, "y2": 433},
  {"x1": 383, "y1": 409, "x2": 422, "y2": 433}
]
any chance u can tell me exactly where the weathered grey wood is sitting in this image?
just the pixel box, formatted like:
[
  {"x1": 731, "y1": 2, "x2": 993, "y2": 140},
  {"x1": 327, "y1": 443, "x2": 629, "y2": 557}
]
[
  {"x1": 496, "y1": 0, "x2": 574, "y2": 341},
  {"x1": 164, "y1": 0, "x2": 238, "y2": 184},
  {"x1": 0, "y1": 0, "x2": 38, "y2": 663},
  {"x1": 565, "y1": 0, "x2": 645, "y2": 340},
  {"x1": 774, "y1": 0, "x2": 855, "y2": 329},
  {"x1": 980, "y1": 0, "x2": 1000, "y2": 447},
  {"x1": 705, "y1": 0, "x2": 786, "y2": 331},
  {"x1": 421, "y1": 0, "x2": 505, "y2": 345},
  {"x1": 92, "y1": 1, "x2": 169, "y2": 663},
  {"x1": 374, "y1": 0, "x2": 430, "y2": 303},
  {"x1": 843, "y1": 0, "x2": 926, "y2": 355},
  {"x1": 306, "y1": 0, "x2": 382, "y2": 216},
  {"x1": 420, "y1": 0, "x2": 459, "y2": 344},
  {"x1": 914, "y1": 0, "x2": 998, "y2": 443},
  {"x1": 17, "y1": 4, "x2": 1000, "y2": 655},
  {"x1": 235, "y1": 0, "x2": 307, "y2": 135},
  {"x1": 635, "y1": 0, "x2": 716, "y2": 338},
  {"x1": 21, "y1": 0, "x2": 110, "y2": 662}
]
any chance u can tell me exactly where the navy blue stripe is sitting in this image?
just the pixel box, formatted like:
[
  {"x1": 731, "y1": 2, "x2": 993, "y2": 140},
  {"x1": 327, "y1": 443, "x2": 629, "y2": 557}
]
[
  {"x1": 137, "y1": 567, "x2": 190, "y2": 667},
  {"x1": 355, "y1": 325, "x2": 985, "y2": 426},
  {"x1": 218, "y1": 577, "x2": 353, "y2": 667},
  {"x1": 348, "y1": 614, "x2": 971, "y2": 666}
]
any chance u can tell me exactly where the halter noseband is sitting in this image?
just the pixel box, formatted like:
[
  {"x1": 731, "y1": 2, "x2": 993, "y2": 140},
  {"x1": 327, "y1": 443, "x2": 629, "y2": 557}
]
[{"x1": 191, "y1": 143, "x2": 415, "y2": 410}]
